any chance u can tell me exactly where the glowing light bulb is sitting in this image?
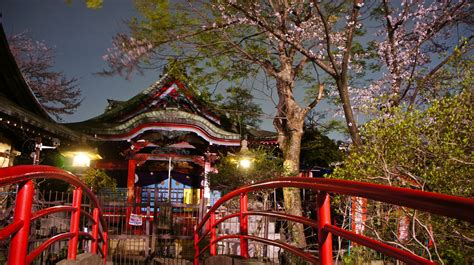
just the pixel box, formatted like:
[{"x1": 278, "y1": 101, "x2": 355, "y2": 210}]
[
  {"x1": 239, "y1": 158, "x2": 251, "y2": 169},
  {"x1": 72, "y1": 153, "x2": 90, "y2": 167}
]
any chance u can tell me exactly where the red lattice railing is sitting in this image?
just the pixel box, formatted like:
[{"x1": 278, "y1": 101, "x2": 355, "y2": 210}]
[
  {"x1": 0, "y1": 165, "x2": 108, "y2": 265},
  {"x1": 194, "y1": 177, "x2": 474, "y2": 264}
]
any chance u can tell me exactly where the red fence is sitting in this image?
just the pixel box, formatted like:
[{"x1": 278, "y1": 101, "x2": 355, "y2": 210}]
[
  {"x1": 0, "y1": 165, "x2": 108, "y2": 265},
  {"x1": 194, "y1": 177, "x2": 474, "y2": 264}
]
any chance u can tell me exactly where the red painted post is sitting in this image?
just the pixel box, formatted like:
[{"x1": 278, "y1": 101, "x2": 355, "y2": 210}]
[
  {"x1": 317, "y1": 191, "x2": 333, "y2": 264},
  {"x1": 210, "y1": 211, "x2": 217, "y2": 256},
  {"x1": 102, "y1": 231, "x2": 108, "y2": 264},
  {"x1": 68, "y1": 187, "x2": 83, "y2": 260},
  {"x1": 194, "y1": 228, "x2": 199, "y2": 265},
  {"x1": 8, "y1": 180, "x2": 35, "y2": 265},
  {"x1": 134, "y1": 186, "x2": 142, "y2": 235},
  {"x1": 239, "y1": 192, "x2": 249, "y2": 258},
  {"x1": 126, "y1": 159, "x2": 136, "y2": 229},
  {"x1": 135, "y1": 187, "x2": 142, "y2": 215},
  {"x1": 91, "y1": 208, "x2": 99, "y2": 254}
]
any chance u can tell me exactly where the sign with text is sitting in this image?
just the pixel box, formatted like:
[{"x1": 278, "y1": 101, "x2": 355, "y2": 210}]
[{"x1": 129, "y1": 213, "x2": 143, "y2": 226}]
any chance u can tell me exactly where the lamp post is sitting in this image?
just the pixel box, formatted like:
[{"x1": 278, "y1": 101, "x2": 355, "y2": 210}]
[
  {"x1": 236, "y1": 139, "x2": 252, "y2": 258},
  {"x1": 62, "y1": 149, "x2": 102, "y2": 170},
  {"x1": 61, "y1": 148, "x2": 102, "y2": 253},
  {"x1": 61, "y1": 148, "x2": 102, "y2": 188}
]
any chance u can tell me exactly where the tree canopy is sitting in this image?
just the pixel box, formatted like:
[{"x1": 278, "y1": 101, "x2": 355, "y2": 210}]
[{"x1": 332, "y1": 90, "x2": 472, "y2": 196}]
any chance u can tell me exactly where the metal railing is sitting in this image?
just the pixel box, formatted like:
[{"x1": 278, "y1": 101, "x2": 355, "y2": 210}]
[
  {"x1": 98, "y1": 187, "x2": 198, "y2": 264},
  {"x1": 194, "y1": 177, "x2": 474, "y2": 264},
  {"x1": 0, "y1": 165, "x2": 108, "y2": 265}
]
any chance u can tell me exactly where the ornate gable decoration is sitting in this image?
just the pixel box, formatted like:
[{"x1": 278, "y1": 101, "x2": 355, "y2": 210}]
[
  {"x1": 68, "y1": 77, "x2": 241, "y2": 146},
  {"x1": 108, "y1": 80, "x2": 221, "y2": 126},
  {"x1": 144, "y1": 81, "x2": 221, "y2": 125}
]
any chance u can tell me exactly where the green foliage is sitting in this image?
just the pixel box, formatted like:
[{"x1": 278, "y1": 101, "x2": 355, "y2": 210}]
[
  {"x1": 66, "y1": 0, "x2": 102, "y2": 9},
  {"x1": 81, "y1": 168, "x2": 117, "y2": 192},
  {"x1": 85, "y1": 0, "x2": 102, "y2": 9},
  {"x1": 332, "y1": 91, "x2": 473, "y2": 262},
  {"x1": 300, "y1": 125, "x2": 342, "y2": 168},
  {"x1": 417, "y1": 45, "x2": 473, "y2": 105},
  {"x1": 333, "y1": 91, "x2": 472, "y2": 196},
  {"x1": 129, "y1": 0, "x2": 260, "y2": 82},
  {"x1": 342, "y1": 246, "x2": 381, "y2": 265},
  {"x1": 221, "y1": 86, "x2": 262, "y2": 131},
  {"x1": 208, "y1": 147, "x2": 283, "y2": 194}
]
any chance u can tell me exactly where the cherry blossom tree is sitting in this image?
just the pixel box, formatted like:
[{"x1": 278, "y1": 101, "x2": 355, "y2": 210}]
[
  {"x1": 225, "y1": 0, "x2": 367, "y2": 146},
  {"x1": 8, "y1": 33, "x2": 82, "y2": 120},
  {"x1": 359, "y1": 0, "x2": 473, "y2": 112},
  {"x1": 100, "y1": 0, "x2": 472, "y2": 248},
  {"x1": 248, "y1": 0, "x2": 472, "y2": 143}
]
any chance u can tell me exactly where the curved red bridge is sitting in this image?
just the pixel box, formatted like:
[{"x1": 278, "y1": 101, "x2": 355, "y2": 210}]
[
  {"x1": 194, "y1": 177, "x2": 474, "y2": 265},
  {"x1": 0, "y1": 165, "x2": 108, "y2": 265}
]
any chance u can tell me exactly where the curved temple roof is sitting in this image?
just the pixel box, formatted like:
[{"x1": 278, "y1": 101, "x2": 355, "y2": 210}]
[
  {"x1": 66, "y1": 77, "x2": 241, "y2": 146},
  {"x1": 72, "y1": 110, "x2": 241, "y2": 145}
]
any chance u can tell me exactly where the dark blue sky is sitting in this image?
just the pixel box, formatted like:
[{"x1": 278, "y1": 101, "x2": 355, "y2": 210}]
[{"x1": 0, "y1": 0, "x2": 167, "y2": 122}]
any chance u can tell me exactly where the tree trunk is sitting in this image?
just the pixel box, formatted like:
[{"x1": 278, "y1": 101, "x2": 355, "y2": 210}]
[
  {"x1": 280, "y1": 124, "x2": 306, "y2": 248},
  {"x1": 336, "y1": 78, "x2": 362, "y2": 147},
  {"x1": 282, "y1": 130, "x2": 307, "y2": 248},
  {"x1": 270, "y1": 42, "x2": 311, "y2": 248}
]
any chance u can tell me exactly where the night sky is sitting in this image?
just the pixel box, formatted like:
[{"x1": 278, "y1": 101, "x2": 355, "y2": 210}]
[
  {"x1": 1, "y1": 0, "x2": 181, "y2": 122},
  {"x1": 0, "y1": 0, "x2": 342, "y2": 136}
]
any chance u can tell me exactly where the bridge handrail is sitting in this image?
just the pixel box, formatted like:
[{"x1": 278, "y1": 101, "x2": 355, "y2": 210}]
[
  {"x1": 194, "y1": 177, "x2": 474, "y2": 265},
  {"x1": 0, "y1": 165, "x2": 108, "y2": 265}
]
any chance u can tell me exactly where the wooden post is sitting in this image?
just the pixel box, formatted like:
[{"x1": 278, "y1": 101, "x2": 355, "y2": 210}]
[
  {"x1": 193, "y1": 228, "x2": 199, "y2": 265},
  {"x1": 91, "y1": 208, "x2": 99, "y2": 254},
  {"x1": 210, "y1": 212, "x2": 217, "y2": 256},
  {"x1": 102, "y1": 231, "x2": 108, "y2": 264},
  {"x1": 68, "y1": 187, "x2": 83, "y2": 260}
]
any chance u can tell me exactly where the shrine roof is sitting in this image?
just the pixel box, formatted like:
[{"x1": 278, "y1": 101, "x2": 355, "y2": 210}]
[
  {"x1": 66, "y1": 75, "x2": 242, "y2": 145},
  {"x1": 72, "y1": 75, "x2": 222, "y2": 126},
  {"x1": 246, "y1": 127, "x2": 278, "y2": 145}
]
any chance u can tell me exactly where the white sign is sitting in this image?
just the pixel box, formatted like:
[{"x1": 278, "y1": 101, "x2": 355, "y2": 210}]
[{"x1": 129, "y1": 213, "x2": 143, "y2": 226}]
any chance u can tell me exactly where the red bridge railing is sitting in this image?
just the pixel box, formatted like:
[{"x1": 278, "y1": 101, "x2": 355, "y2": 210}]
[
  {"x1": 0, "y1": 165, "x2": 108, "y2": 265},
  {"x1": 194, "y1": 177, "x2": 474, "y2": 264}
]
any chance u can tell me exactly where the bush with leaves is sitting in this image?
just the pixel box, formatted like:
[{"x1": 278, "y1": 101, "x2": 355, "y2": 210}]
[
  {"x1": 81, "y1": 168, "x2": 117, "y2": 193},
  {"x1": 332, "y1": 91, "x2": 473, "y2": 263}
]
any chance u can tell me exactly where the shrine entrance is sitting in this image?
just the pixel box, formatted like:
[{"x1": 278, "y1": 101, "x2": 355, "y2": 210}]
[
  {"x1": 65, "y1": 77, "x2": 248, "y2": 263},
  {"x1": 99, "y1": 183, "x2": 201, "y2": 264},
  {"x1": 96, "y1": 140, "x2": 214, "y2": 264},
  {"x1": 97, "y1": 147, "x2": 207, "y2": 264}
]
